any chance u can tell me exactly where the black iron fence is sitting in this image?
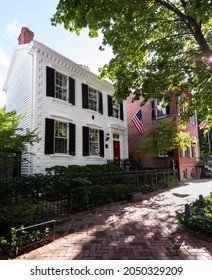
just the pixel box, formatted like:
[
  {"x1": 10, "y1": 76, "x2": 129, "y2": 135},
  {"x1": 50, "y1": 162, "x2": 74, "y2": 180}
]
[
  {"x1": 0, "y1": 169, "x2": 178, "y2": 221},
  {"x1": 14, "y1": 220, "x2": 56, "y2": 256},
  {"x1": 0, "y1": 152, "x2": 21, "y2": 180}
]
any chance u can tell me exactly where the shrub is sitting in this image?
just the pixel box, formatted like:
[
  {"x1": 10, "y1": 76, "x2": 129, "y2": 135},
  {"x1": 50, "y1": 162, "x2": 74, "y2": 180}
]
[
  {"x1": 159, "y1": 175, "x2": 178, "y2": 188},
  {"x1": 46, "y1": 163, "x2": 120, "y2": 175},
  {"x1": 139, "y1": 184, "x2": 156, "y2": 194},
  {"x1": 179, "y1": 193, "x2": 212, "y2": 235},
  {"x1": 111, "y1": 184, "x2": 135, "y2": 201},
  {"x1": 0, "y1": 202, "x2": 41, "y2": 239}
]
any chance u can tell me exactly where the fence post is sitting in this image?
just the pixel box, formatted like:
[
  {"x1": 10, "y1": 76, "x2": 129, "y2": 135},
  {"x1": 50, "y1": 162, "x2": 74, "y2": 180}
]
[
  {"x1": 163, "y1": 171, "x2": 165, "y2": 185},
  {"x1": 185, "y1": 203, "x2": 190, "y2": 220},
  {"x1": 199, "y1": 194, "x2": 204, "y2": 207},
  {"x1": 109, "y1": 171, "x2": 112, "y2": 200},
  {"x1": 15, "y1": 229, "x2": 20, "y2": 256},
  {"x1": 136, "y1": 170, "x2": 138, "y2": 190}
]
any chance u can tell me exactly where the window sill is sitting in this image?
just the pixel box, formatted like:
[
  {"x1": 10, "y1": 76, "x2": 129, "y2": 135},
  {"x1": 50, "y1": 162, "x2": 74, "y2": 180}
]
[
  {"x1": 109, "y1": 116, "x2": 122, "y2": 121},
  {"x1": 47, "y1": 97, "x2": 73, "y2": 107},
  {"x1": 157, "y1": 155, "x2": 169, "y2": 158},
  {"x1": 154, "y1": 114, "x2": 170, "y2": 120},
  {"x1": 85, "y1": 155, "x2": 102, "y2": 159},
  {"x1": 83, "y1": 109, "x2": 102, "y2": 116},
  {"x1": 50, "y1": 154, "x2": 73, "y2": 158}
]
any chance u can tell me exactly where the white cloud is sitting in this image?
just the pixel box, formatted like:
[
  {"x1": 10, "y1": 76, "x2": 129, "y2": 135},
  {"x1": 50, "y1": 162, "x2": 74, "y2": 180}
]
[
  {"x1": 0, "y1": 47, "x2": 10, "y2": 68},
  {"x1": 3, "y1": 19, "x2": 21, "y2": 40}
]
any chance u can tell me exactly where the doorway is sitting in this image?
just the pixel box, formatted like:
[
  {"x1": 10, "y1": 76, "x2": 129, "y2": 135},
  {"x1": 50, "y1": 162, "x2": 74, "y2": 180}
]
[{"x1": 113, "y1": 140, "x2": 120, "y2": 164}]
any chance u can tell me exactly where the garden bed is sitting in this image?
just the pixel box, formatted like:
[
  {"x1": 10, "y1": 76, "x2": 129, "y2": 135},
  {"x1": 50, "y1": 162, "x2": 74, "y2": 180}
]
[{"x1": 1, "y1": 220, "x2": 55, "y2": 258}]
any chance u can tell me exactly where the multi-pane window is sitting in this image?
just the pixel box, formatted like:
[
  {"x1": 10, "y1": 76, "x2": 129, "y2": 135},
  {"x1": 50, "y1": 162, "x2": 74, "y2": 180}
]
[
  {"x1": 190, "y1": 111, "x2": 198, "y2": 126},
  {"x1": 113, "y1": 134, "x2": 119, "y2": 140},
  {"x1": 107, "y1": 95, "x2": 124, "y2": 120},
  {"x1": 112, "y1": 104, "x2": 119, "y2": 118},
  {"x1": 88, "y1": 87, "x2": 98, "y2": 111},
  {"x1": 55, "y1": 71, "x2": 68, "y2": 101},
  {"x1": 89, "y1": 128, "x2": 99, "y2": 155},
  {"x1": 46, "y1": 67, "x2": 75, "y2": 104},
  {"x1": 82, "y1": 84, "x2": 103, "y2": 113},
  {"x1": 178, "y1": 97, "x2": 198, "y2": 126},
  {"x1": 55, "y1": 121, "x2": 68, "y2": 153},
  {"x1": 151, "y1": 100, "x2": 170, "y2": 119},
  {"x1": 180, "y1": 146, "x2": 195, "y2": 158}
]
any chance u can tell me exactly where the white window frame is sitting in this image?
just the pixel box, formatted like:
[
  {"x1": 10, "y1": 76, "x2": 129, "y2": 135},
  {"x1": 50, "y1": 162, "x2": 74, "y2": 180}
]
[
  {"x1": 55, "y1": 121, "x2": 68, "y2": 153},
  {"x1": 89, "y1": 128, "x2": 99, "y2": 156},
  {"x1": 152, "y1": 100, "x2": 170, "y2": 119},
  {"x1": 113, "y1": 133, "x2": 120, "y2": 140},
  {"x1": 55, "y1": 71, "x2": 68, "y2": 101},
  {"x1": 88, "y1": 87, "x2": 98, "y2": 111},
  {"x1": 112, "y1": 103, "x2": 119, "y2": 118}
]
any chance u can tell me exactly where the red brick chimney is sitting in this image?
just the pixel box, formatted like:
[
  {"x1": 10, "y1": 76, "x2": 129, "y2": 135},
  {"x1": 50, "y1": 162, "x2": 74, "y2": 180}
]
[{"x1": 18, "y1": 27, "x2": 34, "y2": 45}]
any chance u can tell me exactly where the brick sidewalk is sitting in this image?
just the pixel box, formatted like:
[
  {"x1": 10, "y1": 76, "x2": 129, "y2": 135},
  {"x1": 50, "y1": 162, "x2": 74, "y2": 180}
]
[{"x1": 16, "y1": 179, "x2": 212, "y2": 260}]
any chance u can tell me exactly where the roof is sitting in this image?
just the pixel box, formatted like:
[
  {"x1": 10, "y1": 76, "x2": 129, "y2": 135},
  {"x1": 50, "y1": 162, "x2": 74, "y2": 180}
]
[{"x1": 3, "y1": 40, "x2": 114, "y2": 93}]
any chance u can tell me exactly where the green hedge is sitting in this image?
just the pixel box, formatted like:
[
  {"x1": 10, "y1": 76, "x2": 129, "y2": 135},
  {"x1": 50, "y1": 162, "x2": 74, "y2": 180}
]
[{"x1": 46, "y1": 163, "x2": 120, "y2": 175}]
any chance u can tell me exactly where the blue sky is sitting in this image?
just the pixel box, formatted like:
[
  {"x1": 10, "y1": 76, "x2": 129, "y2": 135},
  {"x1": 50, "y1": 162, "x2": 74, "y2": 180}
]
[{"x1": 0, "y1": 0, "x2": 113, "y2": 108}]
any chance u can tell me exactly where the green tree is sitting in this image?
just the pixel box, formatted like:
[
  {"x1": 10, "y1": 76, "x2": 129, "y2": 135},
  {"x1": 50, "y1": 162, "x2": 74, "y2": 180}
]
[
  {"x1": 0, "y1": 109, "x2": 40, "y2": 177},
  {"x1": 52, "y1": 0, "x2": 212, "y2": 126},
  {"x1": 138, "y1": 117, "x2": 197, "y2": 156}
]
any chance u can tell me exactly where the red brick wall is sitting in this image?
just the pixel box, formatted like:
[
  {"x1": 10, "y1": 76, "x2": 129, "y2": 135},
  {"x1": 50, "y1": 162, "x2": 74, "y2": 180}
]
[
  {"x1": 127, "y1": 93, "x2": 200, "y2": 180},
  {"x1": 127, "y1": 94, "x2": 172, "y2": 169}
]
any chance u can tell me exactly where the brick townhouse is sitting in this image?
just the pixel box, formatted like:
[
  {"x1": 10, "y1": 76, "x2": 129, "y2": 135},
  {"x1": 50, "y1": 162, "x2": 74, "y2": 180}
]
[{"x1": 127, "y1": 93, "x2": 200, "y2": 181}]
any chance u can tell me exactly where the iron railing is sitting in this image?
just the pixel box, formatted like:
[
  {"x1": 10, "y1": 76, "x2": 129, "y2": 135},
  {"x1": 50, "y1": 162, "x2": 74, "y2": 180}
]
[{"x1": 15, "y1": 220, "x2": 56, "y2": 256}]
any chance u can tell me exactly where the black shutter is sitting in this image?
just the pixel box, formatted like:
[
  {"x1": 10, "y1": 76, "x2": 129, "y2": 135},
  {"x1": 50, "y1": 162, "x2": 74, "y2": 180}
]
[
  {"x1": 151, "y1": 100, "x2": 156, "y2": 119},
  {"x1": 69, "y1": 123, "x2": 76, "y2": 155},
  {"x1": 82, "y1": 83, "x2": 88, "y2": 109},
  {"x1": 120, "y1": 102, "x2": 124, "y2": 120},
  {"x1": 82, "y1": 126, "x2": 89, "y2": 156},
  {"x1": 107, "y1": 95, "x2": 113, "y2": 116},
  {"x1": 166, "y1": 104, "x2": 170, "y2": 115},
  {"x1": 69, "y1": 77, "x2": 75, "y2": 105},
  {"x1": 45, "y1": 118, "x2": 54, "y2": 154},
  {"x1": 98, "y1": 91, "x2": 103, "y2": 114},
  {"x1": 46, "y1": 66, "x2": 55, "y2": 97},
  {"x1": 99, "y1": 130, "x2": 104, "y2": 157}
]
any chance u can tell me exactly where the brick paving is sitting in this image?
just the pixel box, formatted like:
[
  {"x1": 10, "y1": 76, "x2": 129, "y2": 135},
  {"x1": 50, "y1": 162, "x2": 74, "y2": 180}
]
[{"x1": 16, "y1": 179, "x2": 212, "y2": 260}]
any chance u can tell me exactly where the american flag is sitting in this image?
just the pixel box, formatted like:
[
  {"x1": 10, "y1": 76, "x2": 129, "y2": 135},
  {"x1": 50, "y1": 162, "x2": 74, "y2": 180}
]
[
  {"x1": 131, "y1": 109, "x2": 145, "y2": 134},
  {"x1": 199, "y1": 120, "x2": 207, "y2": 130}
]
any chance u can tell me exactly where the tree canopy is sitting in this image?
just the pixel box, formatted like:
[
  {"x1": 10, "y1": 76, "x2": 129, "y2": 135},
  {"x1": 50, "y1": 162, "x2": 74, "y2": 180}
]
[{"x1": 51, "y1": 0, "x2": 212, "y2": 126}]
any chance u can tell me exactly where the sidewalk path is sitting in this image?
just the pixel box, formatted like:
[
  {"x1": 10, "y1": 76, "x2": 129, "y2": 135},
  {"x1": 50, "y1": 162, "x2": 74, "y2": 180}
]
[{"x1": 17, "y1": 179, "x2": 212, "y2": 260}]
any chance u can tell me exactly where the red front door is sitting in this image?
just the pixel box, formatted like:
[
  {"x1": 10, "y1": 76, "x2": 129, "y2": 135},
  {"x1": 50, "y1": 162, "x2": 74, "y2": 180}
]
[{"x1": 113, "y1": 140, "x2": 120, "y2": 164}]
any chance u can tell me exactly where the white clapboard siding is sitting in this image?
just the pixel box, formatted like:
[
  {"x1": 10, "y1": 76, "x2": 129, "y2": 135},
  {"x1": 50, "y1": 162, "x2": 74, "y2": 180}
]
[
  {"x1": 4, "y1": 40, "x2": 128, "y2": 175},
  {"x1": 5, "y1": 47, "x2": 33, "y2": 175}
]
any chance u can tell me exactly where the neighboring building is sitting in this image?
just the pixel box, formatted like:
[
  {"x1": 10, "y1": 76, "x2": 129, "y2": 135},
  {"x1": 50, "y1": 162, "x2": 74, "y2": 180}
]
[
  {"x1": 127, "y1": 93, "x2": 200, "y2": 181},
  {"x1": 3, "y1": 27, "x2": 128, "y2": 175}
]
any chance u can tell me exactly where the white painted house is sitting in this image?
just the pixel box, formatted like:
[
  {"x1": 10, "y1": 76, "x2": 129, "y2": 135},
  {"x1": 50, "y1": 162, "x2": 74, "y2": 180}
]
[{"x1": 3, "y1": 27, "x2": 128, "y2": 175}]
